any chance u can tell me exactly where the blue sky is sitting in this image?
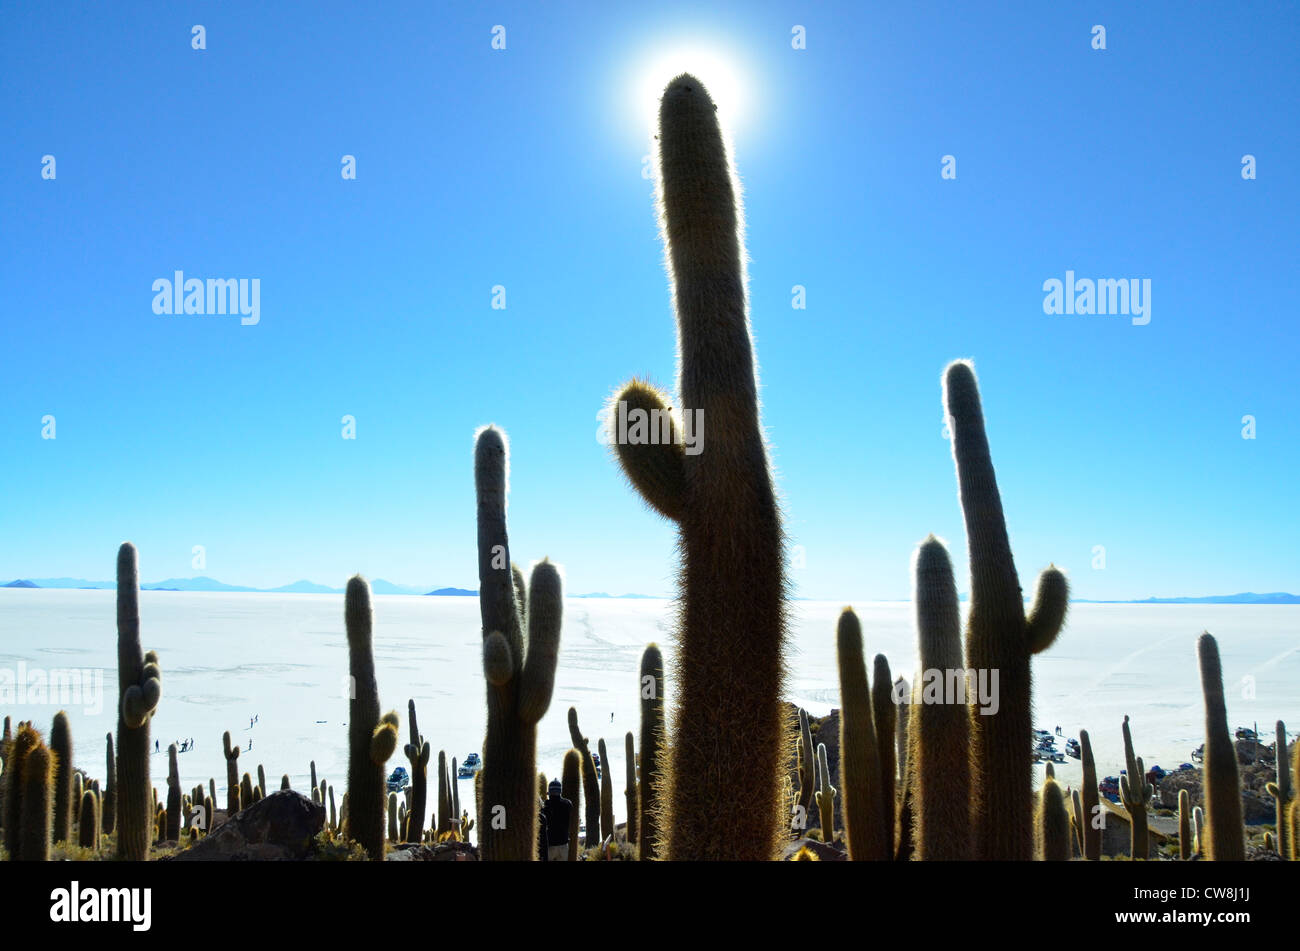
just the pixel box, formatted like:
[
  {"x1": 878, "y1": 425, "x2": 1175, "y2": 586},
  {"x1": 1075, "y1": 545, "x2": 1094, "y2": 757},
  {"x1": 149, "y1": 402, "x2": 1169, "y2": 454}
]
[{"x1": 1, "y1": 1, "x2": 1296, "y2": 600}]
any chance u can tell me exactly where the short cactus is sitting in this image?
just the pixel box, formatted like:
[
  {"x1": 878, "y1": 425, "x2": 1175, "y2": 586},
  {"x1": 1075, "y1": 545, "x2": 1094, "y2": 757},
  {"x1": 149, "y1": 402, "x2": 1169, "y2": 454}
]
[
  {"x1": 403, "y1": 699, "x2": 430, "y2": 842},
  {"x1": 3, "y1": 724, "x2": 41, "y2": 858},
  {"x1": 797, "y1": 707, "x2": 815, "y2": 818},
  {"x1": 388, "y1": 792, "x2": 399, "y2": 843},
  {"x1": 474, "y1": 426, "x2": 563, "y2": 861},
  {"x1": 1197, "y1": 633, "x2": 1243, "y2": 860},
  {"x1": 78, "y1": 790, "x2": 98, "y2": 851},
  {"x1": 624, "y1": 731, "x2": 638, "y2": 846},
  {"x1": 943, "y1": 362, "x2": 1069, "y2": 860},
  {"x1": 1079, "y1": 729, "x2": 1100, "y2": 860},
  {"x1": 1037, "y1": 777, "x2": 1070, "y2": 861},
  {"x1": 240, "y1": 773, "x2": 254, "y2": 812},
  {"x1": 1265, "y1": 720, "x2": 1291, "y2": 859},
  {"x1": 166, "y1": 744, "x2": 181, "y2": 840},
  {"x1": 562, "y1": 749, "x2": 581, "y2": 861},
  {"x1": 257, "y1": 764, "x2": 266, "y2": 800},
  {"x1": 223, "y1": 731, "x2": 241, "y2": 815},
  {"x1": 49, "y1": 710, "x2": 73, "y2": 844},
  {"x1": 1178, "y1": 789, "x2": 1192, "y2": 860},
  {"x1": 114, "y1": 542, "x2": 163, "y2": 861},
  {"x1": 637, "y1": 644, "x2": 665, "y2": 860},
  {"x1": 814, "y1": 743, "x2": 836, "y2": 844},
  {"x1": 835, "y1": 608, "x2": 887, "y2": 861},
  {"x1": 1119, "y1": 716, "x2": 1154, "y2": 860},
  {"x1": 20, "y1": 740, "x2": 54, "y2": 861},
  {"x1": 344, "y1": 575, "x2": 399, "y2": 860},
  {"x1": 1193, "y1": 805, "x2": 1205, "y2": 856},
  {"x1": 909, "y1": 537, "x2": 971, "y2": 861}
]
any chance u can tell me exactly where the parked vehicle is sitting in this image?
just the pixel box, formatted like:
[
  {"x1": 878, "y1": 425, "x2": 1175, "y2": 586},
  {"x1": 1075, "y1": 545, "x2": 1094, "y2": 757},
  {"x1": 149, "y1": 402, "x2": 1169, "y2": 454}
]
[
  {"x1": 387, "y1": 766, "x2": 410, "y2": 793},
  {"x1": 458, "y1": 752, "x2": 482, "y2": 779}
]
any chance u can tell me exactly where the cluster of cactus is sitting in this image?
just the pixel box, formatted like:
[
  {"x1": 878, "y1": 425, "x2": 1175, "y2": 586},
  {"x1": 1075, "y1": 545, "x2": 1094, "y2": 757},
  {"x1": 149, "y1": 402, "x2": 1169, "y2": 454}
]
[{"x1": 473, "y1": 425, "x2": 563, "y2": 861}]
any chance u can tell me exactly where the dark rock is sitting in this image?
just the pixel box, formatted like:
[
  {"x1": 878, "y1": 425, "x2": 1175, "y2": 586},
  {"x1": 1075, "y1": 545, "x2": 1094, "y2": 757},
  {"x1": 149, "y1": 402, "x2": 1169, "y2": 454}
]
[
  {"x1": 782, "y1": 836, "x2": 846, "y2": 861},
  {"x1": 385, "y1": 840, "x2": 479, "y2": 861},
  {"x1": 167, "y1": 790, "x2": 324, "y2": 861}
]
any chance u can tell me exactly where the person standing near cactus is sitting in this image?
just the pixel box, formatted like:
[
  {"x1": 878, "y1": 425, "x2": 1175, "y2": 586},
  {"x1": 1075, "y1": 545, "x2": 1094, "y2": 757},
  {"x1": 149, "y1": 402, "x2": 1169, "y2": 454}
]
[{"x1": 543, "y1": 778, "x2": 572, "y2": 861}]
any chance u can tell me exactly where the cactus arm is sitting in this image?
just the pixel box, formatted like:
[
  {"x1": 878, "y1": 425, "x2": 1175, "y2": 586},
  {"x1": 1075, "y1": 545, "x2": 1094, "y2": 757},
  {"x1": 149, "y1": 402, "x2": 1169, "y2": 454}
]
[
  {"x1": 607, "y1": 379, "x2": 687, "y2": 522},
  {"x1": 517, "y1": 559, "x2": 562, "y2": 724},
  {"x1": 1024, "y1": 566, "x2": 1069, "y2": 654}
]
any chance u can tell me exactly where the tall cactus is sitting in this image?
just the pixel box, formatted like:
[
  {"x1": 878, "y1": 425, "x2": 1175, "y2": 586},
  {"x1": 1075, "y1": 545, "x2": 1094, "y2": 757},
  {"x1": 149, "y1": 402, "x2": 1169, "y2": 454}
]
[
  {"x1": 1037, "y1": 777, "x2": 1070, "y2": 861},
  {"x1": 3, "y1": 724, "x2": 40, "y2": 858},
  {"x1": 403, "y1": 699, "x2": 430, "y2": 842},
  {"x1": 1266, "y1": 720, "x2": 1291, "y2": 859},
  {"x1": 0, "y1": 716, "x2": 10, "y2": 837},
  {"x1": 344, "y1": 575, "x2": 399, "y2": 860},
  {"x1": 1071, "y1": 788, "x2": 1084, "y2": 855},
  {"x1": 1197, "y1": 633, "x2": 1243, "y2": 860},
  {"x1": 836, "y1": 608, "x2": 887, "y2": 860},
  {"x1": 49, "y1": 710, "x2": 73, "y2": 843},
  {"x1": 1193, "y1": 805, "x2": 1205, "y2": 857},
  {"x1": 1120, "y1": 716, "x2": 1154, "y2": 860},
  {"x1": 605, "y1": 75, "x2": 787, "y2": 861},
  {"x1": 797, "y1": 707, "x2": 815, "y2": 818},
  {"x1": 223, "y1": 731, "x2": 241, "y2": 816},
  {"x1": 388, "y1": 792, "x2": 399, "y2": 843},
  {"x1": 562, "y1": 749, "x2": 581, "y2": 861},
  {"x1": 437, "y1": 750, "x2": 451, "y2": 835},
  {"x1": 635, "y1": 644, "x2": 665, "y2": 858},
  {"x1": 624, "y1": 731, "x2": 638, "y2": 846},
  {"x1": 115, "y1": 542, "x2": 162, "y2": 860},
  {"x1": 814, "y1": 743, "x2": 836, "y2": 843},
  {"x1": 910, "y1": 536, "x2": 971, "y2": 860},
  {"x1": 871, "y1": 654, "x2": 897, "y2": 856},
  {"x1": 1079, "y1": 729, "x2": 1100, "y2": 860},
  {"x1": 310, "y1": 761, "x2": 318, "y2": 803},
  {"x1": 474, "y1": 425, "x2": 563, "y2": 860},
  {"x1": 257, "y1": 764, "x2": 266, "y2": 799},
  {"x1": 567, "y1": 707, "x2": 601, "y2": 850},
  {"x1": 943, "y1": 362, "x2": 1069, "y2": 860},
  {"x1": 166, "y1": 744, "x2": 181, "y2": 841}
]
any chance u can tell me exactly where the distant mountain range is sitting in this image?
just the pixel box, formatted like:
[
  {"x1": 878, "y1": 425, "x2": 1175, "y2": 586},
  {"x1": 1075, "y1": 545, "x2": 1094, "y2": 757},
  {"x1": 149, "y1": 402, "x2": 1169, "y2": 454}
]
[
  {"x1": 2, "y1": 578, "x2": 1295, "y2": 604},
  {"x1": 0, "y1": 577, "x2": 657, "y2": 599}
]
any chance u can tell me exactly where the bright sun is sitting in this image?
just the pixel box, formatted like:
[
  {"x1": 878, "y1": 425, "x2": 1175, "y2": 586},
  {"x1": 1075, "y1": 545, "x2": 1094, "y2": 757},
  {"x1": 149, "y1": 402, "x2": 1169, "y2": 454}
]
[{"x1": 632, "y1": 44, "x2": 749, "y2": 136}]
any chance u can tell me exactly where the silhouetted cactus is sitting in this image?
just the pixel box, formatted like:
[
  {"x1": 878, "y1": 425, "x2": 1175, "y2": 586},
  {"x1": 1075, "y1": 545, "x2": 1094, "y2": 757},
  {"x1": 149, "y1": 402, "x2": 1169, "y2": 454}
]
[
  {"x1": 437, "y1": 750, "x2": 451, "y2": 835},
  {"x1": 403, "y1": 699, "x2": 430, "y2": 842},
  {"x1": 1197, "y1": 633, "x2": 1243, "y2": 860},
  {"x1": 895, "y1": 677, "x2": 910, "y2": 784},
  {"x1": 598, "y1": 737, "x2": 615, "y2": 844},
  {"x1": 638, "y1": 644, "x2": 665, "y2": 860},
  {"x1": 240, "y1": 773, "x2": 254, "y2": 813},
  {"x1": 257, "y1": 764, "x2": 266, "y2": 799},
  {"x1": 1071, "y1": 787, "x2": 1084, "y2": 855},
  {"x1": 115, "y1": 542, "x2": 162, "y2": 861},
  {"x1": 909, "y1": 536, "x2": 971, "y2": 861},
  {"x1": 1266, "y1": 720, "x2": 1291, "y2": 859},
  {"x1": 49, "y1": 711, "x2": 73, "y2": 843},
  {"x1": 1193, "y1": 805, "x2": 1205, "y2": 856},
  {"x1": 329, "y1": 784, "x2": 338, "y2": 832},
  {"x1": 19, "y1": 741, "x2": 53, "y2": 861},
  {"x1": 606, "y1": 74, "x2": 788, "y2": 860},
  {"x1": 836, "y1": 608, "x2": 887, "y2": 860},
  {"x1": 797, "y1": 707, "x2": 815, "y2": 819},
  {"x1": 388, "y1": 792, "x2": 399, "y2": 842},
  {"x1": 78, "y1": 790, "x2": 98, "y2": 851},
  {"x1": 310, "y1": 761, "x2": 318, "y2": 803},
  {"x1": 943, "y1": 362, "x2": 1069, "y2": 860},
  {"x1": 1079, "y1": 729, "x2": 1100, "y2": 860},
  {"x1": 562, "y1": 749, "x2": 580, "y2": 861},
  {"x1": 1120, "y1": 716, "x2": 1154, "y2": 860},
  {"x1": 814, "y1": 743, "x2": 835, "y2": 843},
  {"x1": 1178, "y1": 789, "x2": 1192, "y2": 860},
  {"x1": 166, "y1": 744, "x2": 181, "y2": 840},
  {"x1": 474, "y1": 426, "x2": 563, "y2": 861},
  {"x1": 344, "y1": 575, "x2": 399, "y2": 860},
  {"x1": 871, "y1": 654, "x2": 897, "y2": 856},
  {"x1": 1037, "y1": 777, "x2": 1070, "y2": 861},
  {"x1": 281, "y1": 774, "x2": 291, "y2": 791},
  {"x1": 624, "y1": 732, "x2": 638, "y2": 846},
  {"x1": 223, "y1": 731, "x2": 240, "y2": 816},
  {"x1": 567, "y1": 707, "x2": 601, "y2": 850}
]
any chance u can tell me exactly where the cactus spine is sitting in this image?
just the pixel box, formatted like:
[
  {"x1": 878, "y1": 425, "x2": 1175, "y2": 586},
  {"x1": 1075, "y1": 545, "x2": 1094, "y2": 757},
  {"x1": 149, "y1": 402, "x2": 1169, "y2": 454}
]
[
  {"x1": 166, "y1": 743, "x2": 181, "y2": 840},
  {"x1": 1120, "y1": 716, "x2": 1154, "y2": 859},
  {"x1": 114, "y1": 542, "x2": 162, "y2": 860},
  {"x1": 1079, "y1": 729, "x2": 1100, "y2": 860},
  {"x1": 1037, "y1": 777, "x2": 1070, "y2": 861},
  {"x1": 1197, "y1": 632, "x2": 1243, "y2": 860},
  {"x1": 910, "y1": 537, "x2": 971, "y2": 860},
  {"x1": 1266, "y1": 720, "x2": 1291, "y2": 859},
  {"x1": 567, "y1": 707, "x2": 601, "y2": 849},
  {"x1": 624, "y1": 731, "x2": 638, "y2": 846},
  {"x1": 344, "y1": 575, "x2": 398, "y2": 860},
  {"x1": 637, "y1": 644, "x2": 665, "y2": 859},
  {"x1": 223, "y1": 731, "x2": 241, "y2": 816},
  {"x1": 943, "y1": 362, "x2": 1069, "y2": 860},
  {"x1": 49, "y1": 710, "x2": 73, "y2": 843},
  {"x1": 474, "y1": 426, "x2": 563, "y2": 861},
  {"x1": 607, "y1": 75, "x2": 787, "y2": 861},
  {"x1": 562, "y1": 749, "x2": 581, "y2": 861},
  {"x1": 403, "y1": 699, "x2": 430, "y2": 842},
  {"x1": 836, "y1": 608, "x2": 887, "y2": 860},
  {"x1": 814, "y1": 743, "x2": 835, "y2": 843}
]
